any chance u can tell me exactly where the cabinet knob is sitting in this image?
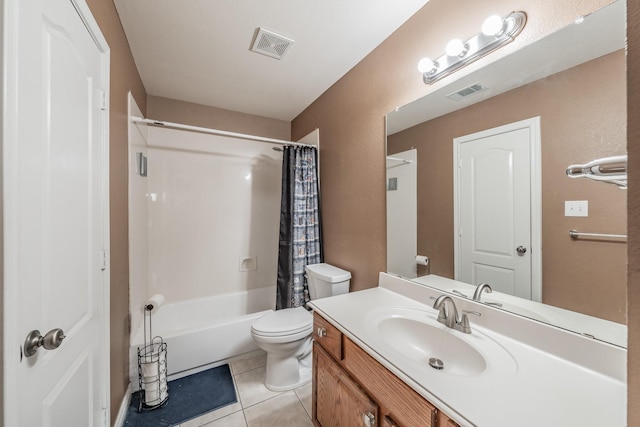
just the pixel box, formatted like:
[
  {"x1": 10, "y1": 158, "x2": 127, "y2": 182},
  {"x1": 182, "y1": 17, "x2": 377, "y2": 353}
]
[
  {"x1": 363, "y1": 412, "x2": 376, "y2": 427},
  {"x1": 317, "y1": 327, "x2": 327, "y2": 338}
]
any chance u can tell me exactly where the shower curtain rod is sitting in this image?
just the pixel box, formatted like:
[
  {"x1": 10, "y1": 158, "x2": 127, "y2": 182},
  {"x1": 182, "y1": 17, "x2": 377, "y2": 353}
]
[{"x1": 131, "y1": 116, "x2": 315, "y2": 148}]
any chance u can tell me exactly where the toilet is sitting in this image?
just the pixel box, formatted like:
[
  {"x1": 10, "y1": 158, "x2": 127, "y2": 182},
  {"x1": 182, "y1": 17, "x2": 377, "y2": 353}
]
[{"x1": 251, "y1": 263, "x2": 351, "y2": 391}]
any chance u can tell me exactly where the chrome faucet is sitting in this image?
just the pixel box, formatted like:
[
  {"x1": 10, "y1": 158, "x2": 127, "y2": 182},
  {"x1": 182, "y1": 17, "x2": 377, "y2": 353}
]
[
  {"x1": 472, "y1": 283, "x2": 492, "y2": 301},
  {"x1": 472, "y1": 283, "x2": 502, "y2": 307},
  {"x1": 432, "y1": 295, "x2": 474, "y2": 334}
]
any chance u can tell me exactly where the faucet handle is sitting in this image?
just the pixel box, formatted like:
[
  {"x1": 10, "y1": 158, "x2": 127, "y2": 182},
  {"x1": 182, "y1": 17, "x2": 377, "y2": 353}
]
[
  {"x1": 462, "y1": 310, "x2": 481, "y2": 317},
  {"x1": 457, "y1": 310, "x2": 481, "y2": 334}
]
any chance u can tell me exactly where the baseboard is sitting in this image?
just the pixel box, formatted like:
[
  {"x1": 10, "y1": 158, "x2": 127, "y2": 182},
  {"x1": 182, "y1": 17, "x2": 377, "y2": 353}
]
[{"x1": 112, "y1": 383, "x2": 132, "y2": 427}]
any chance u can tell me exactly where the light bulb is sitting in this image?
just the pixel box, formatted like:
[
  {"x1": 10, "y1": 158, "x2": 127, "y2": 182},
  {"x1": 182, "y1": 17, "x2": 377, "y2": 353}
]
[
  {"x1": 482, "y1": 15, "x2": 504, "y2": 36},
  {"x1": 417, "y1": 57, "x2": 437, "y2": 73},
  {"x1": 445, "y1": 39, "x2": 467, "y2": 57}
]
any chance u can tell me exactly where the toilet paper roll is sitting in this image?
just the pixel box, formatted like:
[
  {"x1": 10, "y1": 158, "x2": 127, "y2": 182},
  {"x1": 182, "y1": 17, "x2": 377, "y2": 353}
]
[
  {"x1": 144, "y1": 387, "x2": 159, "y2": 405},
  {"x1": 143, "y1": 294, "x2": 165, "y2": 314},
  {"x1": 141, "y1": 361, "x2": 159, "y2": 377},
  {"x1": 415, "y1": 255, "x2": 430, "y2": 266}
]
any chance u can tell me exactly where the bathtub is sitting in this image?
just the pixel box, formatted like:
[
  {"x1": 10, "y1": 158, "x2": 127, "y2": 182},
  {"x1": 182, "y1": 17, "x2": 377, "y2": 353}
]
[{"x1": 129, "y1": 286, "x2": 275, "y2": 387}]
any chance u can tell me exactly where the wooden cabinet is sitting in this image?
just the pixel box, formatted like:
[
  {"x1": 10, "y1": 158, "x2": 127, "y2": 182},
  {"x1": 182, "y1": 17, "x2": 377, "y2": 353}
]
[
  {"x1": 312, "y1": 312, "x2": 460, "y2": 427},
  {"x1": 314, "y1": 343, "x2": 378, "y2": 427}
]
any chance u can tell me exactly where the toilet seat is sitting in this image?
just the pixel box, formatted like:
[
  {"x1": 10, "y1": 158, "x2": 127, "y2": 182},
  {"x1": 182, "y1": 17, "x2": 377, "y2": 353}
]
[{"x1": 251, "y1": 307, "x2": 313, "y2": 338}]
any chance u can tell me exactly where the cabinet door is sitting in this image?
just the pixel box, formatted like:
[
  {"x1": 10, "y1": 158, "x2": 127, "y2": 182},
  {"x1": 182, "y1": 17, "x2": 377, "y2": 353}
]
[
  {"x1": 342, "y1": 338, "x2": 437, "y2": 426},
  {"x1": 314, "y1": 343, "x2": 378, "y2": 427}
]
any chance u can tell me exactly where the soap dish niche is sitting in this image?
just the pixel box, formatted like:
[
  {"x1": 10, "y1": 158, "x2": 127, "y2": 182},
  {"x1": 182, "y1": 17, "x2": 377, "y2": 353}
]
[{"x1": 239, "y1": 256, "x2": 257, "y2": 272}]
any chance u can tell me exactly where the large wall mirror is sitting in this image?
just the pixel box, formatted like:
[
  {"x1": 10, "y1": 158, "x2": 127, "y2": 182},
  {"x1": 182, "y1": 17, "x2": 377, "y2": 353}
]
[{"x1": 386, "y1": 1, "x2": 626, "y2": 347}]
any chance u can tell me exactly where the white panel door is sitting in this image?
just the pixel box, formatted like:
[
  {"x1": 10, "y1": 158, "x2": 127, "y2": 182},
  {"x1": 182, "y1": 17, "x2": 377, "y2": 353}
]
[
  {"x1": 455, "y1": 119, "x2": 539, "y2": 299},
  {"x1": 4, "y1": 0, "x2": 110, "y2": 425},
  {"x1": 386, "y1": 149, "x2": 417, "y2": 278}
]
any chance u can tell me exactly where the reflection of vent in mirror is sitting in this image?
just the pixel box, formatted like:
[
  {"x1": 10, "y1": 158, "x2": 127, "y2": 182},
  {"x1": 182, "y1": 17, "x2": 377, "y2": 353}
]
[
  {"x1": 446, "y1": 83, "x2": 488, "y2": 101},
  {"x1": 388, "y1": 177, "x2": 398, "y2": 191},
  {"x1": 251, "y1": 28, "x2": 294, "y2": 60}
]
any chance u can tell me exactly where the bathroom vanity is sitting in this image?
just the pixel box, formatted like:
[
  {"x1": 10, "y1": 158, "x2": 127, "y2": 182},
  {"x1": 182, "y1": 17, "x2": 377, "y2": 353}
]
[
  {"x1": 313, "y1": 312, "x2": 459, "y2": 426},
  {"x1": 308, "y1": 273, "x2": 626, "y2": 427}
]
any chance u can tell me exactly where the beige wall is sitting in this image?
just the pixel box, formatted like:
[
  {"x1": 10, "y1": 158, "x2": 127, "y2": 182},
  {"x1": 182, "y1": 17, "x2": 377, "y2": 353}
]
[
  {"x1": 2, "y1": 0, "x2": 636, "y2": 425},
  {"x1": 147, "y1": 96, "x2": 291, "y2": 140},
  {"x1": 293, "y1": 0, "x2": 639, "y2": 424},
  {"x1": 291, "y1": 0, "x2": 614, "y2": 292},
  {"x1": 627, "y1": 0, "x2": 640, "y2": 424},
  {"x1": 85, "y1": 0, "x2": 147, "y2": 421},
  {"x1": 388, "y1": 51, "x2": 626, "y2": 323}
]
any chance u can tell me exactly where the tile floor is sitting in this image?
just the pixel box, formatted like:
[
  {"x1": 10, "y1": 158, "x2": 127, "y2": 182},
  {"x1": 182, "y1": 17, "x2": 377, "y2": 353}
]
[{"x1": 178, "y1": 352, "x2": 313, "y2": 427}]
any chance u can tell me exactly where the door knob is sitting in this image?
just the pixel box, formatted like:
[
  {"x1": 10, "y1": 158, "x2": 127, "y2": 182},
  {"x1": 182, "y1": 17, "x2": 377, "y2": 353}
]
[
  {"x1": 516, "y1": 246, "x2": 527, "y2": 255},
  {"x1": 23, "y1": 328, "x2": 66, "y2": 357}
]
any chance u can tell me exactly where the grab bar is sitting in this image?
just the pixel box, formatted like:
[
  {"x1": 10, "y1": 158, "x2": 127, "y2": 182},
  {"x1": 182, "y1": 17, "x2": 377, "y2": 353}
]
[{"x1": 569, "y1": 229, "x2": 627, "y2": 240}]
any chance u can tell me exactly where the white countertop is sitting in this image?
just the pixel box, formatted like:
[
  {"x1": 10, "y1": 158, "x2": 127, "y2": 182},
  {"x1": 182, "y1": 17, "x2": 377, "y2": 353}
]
[{"x1": 308, "y1": 273, "x2": 626, "y2": 427}]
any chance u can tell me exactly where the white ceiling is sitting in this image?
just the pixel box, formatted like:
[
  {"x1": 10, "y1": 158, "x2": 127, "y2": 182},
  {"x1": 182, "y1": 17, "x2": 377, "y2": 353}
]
[{"x1": 114, "y1": 0, "x2": 429, "y2": 122}]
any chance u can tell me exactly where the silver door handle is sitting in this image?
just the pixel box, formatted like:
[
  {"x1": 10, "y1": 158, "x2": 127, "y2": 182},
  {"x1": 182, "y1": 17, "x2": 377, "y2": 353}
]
[
  {"x1": 516, "y1": 246, "x2": 527, "y2": 255},
  {"x1": 23, "y1": 328, "x2": 66, "y2": 357}
]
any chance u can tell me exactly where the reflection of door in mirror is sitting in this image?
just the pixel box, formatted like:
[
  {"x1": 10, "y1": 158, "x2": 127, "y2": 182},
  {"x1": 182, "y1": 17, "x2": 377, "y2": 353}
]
[
  {"x1": 386, "y1": 149, "x2": 417, "y2": 278},
  {"x1": 454, "y1": 118, "x2": 541, "y2": 302},
  {"x1": 387, "y1": 50, "x2": 626, "y2": 324}
]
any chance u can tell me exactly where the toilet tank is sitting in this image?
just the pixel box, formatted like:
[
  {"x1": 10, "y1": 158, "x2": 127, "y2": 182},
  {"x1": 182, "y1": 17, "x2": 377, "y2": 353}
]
[{"x1": 305, "y1": 263, "x2": 351, "y2": 300}]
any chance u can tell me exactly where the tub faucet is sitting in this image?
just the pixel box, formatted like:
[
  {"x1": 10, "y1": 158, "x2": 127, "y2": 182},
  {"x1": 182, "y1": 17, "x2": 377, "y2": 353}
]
[
  {"x1": 472, "y1": 283, "x2": 503, "y2": 307},
  {"x1": 432, "y1": 295, "x2": 474, "y2": 334}
]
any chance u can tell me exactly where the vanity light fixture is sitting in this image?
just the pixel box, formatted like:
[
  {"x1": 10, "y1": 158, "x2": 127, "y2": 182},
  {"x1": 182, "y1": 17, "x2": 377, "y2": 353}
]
[{"x1": 418, "y1": 11, "x2": 527, "y2": 84}]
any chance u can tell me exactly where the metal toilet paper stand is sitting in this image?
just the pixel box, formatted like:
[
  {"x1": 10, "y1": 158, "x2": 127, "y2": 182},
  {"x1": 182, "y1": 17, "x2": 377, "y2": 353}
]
[{"x1": 137, "y1": 302, "x2": 168, "y2": 412}]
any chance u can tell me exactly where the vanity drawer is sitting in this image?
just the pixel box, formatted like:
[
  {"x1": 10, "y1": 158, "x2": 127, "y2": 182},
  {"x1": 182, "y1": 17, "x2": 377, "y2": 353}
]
[
  {"x1": 342, "y1": 337, "x2": 437, "y2": 427},
  {"x1": 313, "y1": 312, "x2": 342, "y2": 360}
]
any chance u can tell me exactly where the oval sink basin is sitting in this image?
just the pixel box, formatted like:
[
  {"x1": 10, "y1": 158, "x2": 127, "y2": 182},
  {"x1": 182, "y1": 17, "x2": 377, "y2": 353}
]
[
  {"x1": 377, "y1": 316, "x2": 486, "y2": 376},
  {"x1": 365, "y1": 307, "x2": 517, "y2": 378}
]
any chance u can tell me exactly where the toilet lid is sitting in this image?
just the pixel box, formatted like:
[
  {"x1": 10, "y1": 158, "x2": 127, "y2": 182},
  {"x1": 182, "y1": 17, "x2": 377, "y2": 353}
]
[{"x1": 252, "y1": 307, "x2": 313, "y2": 337}]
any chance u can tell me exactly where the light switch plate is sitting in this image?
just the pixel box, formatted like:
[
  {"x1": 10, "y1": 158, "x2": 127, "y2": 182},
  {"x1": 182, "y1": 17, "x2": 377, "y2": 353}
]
[{"x1": 565, "y1": 200, "x2": 588, "y2": 217}]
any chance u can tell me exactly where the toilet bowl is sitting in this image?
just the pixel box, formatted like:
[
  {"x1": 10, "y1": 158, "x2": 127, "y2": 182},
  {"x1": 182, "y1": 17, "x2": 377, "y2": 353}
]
[
  {"x1": 250, "y1": 263, "x2": 351, "y2": 391},
  {"x1": 251, "y1": 307, "x2": 313, "y2": 391}
]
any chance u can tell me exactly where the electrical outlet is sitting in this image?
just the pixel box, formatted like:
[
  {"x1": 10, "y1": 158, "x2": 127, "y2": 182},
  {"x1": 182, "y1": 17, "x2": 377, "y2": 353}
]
[{"x1": 565, "y1": 200, "x2": 588, "y2": 217}]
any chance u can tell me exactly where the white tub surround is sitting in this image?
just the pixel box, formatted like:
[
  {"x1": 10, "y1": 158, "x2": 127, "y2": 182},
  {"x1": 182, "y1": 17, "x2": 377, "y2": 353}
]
[
  {"x1": 128, "y1": 122, "x2": 283, "y2": 338},
  {"x1": 308, "y1": 273, "x2": 626, "y2": 427}
]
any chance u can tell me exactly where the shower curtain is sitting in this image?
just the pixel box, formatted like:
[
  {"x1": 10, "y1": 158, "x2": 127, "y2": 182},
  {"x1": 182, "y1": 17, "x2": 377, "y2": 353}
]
[{"x1": 276, "y1": 146, "x2": 323, "y2": 309}]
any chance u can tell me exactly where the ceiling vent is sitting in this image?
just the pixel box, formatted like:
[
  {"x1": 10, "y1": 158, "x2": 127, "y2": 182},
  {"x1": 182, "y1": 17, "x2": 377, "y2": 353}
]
[
  {"x1": 446, "y1": 83, "x2": 488, "y2": 101},
  {"x1": 251, "y1": 28, "x2": 294, "y2": 60}
]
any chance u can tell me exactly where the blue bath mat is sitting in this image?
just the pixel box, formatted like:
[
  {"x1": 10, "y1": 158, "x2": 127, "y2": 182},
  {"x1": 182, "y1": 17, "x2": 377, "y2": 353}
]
[{"x1": 123, "y1": 364, "x2": 237, "y2": 427}]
